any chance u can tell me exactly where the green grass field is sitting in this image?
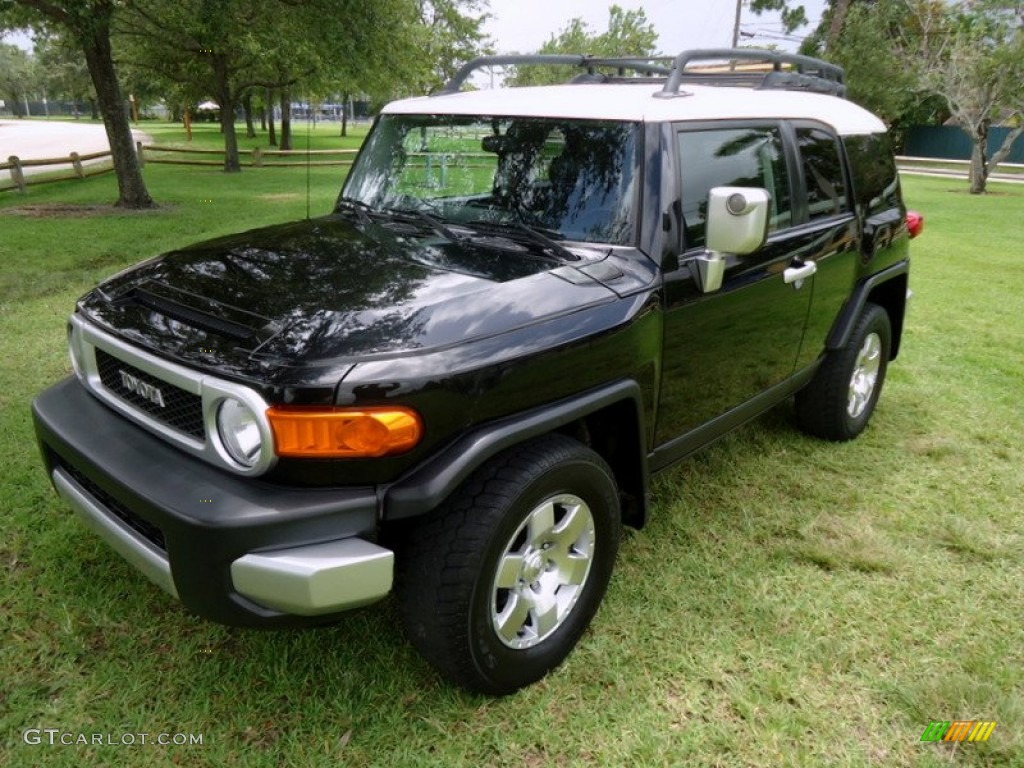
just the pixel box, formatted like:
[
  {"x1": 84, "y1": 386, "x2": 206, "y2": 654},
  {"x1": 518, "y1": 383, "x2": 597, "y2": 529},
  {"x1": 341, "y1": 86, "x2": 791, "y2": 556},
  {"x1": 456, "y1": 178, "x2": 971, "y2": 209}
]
[{"x1": 1, "y1": 166, "x2": 1021, "y2": 767}]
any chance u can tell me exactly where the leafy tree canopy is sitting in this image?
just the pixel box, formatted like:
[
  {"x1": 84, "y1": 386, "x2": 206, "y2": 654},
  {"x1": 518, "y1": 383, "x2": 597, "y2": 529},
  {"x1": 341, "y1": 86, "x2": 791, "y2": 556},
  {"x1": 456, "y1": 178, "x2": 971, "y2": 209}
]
[{"x1": 507, "y1": 4, "x2": 658, "y2": 87}]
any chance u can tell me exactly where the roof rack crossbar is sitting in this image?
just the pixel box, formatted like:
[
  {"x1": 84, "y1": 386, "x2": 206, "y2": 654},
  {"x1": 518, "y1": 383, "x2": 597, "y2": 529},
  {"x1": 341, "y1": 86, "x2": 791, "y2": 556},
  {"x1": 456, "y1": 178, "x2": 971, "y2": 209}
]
[
  {"x1": 434, "y1": 55, "x2": 674, "y2": 96},
  {"x1": 654, "y1": 48, "x2": 845, "y2": 99}
]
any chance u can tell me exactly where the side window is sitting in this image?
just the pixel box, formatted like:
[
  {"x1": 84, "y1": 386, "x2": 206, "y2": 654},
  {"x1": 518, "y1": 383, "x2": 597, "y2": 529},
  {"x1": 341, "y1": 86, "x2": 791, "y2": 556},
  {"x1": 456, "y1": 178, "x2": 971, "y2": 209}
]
[
  {"x1": 796, "y1": 127, "x2": 848, "y2": 219},
  {"x1": 677, "y1": 127, "x2": 792, "y2": 250},
  {"x1": 842, "y1": 132, "x2": 901, "y2": 218}
]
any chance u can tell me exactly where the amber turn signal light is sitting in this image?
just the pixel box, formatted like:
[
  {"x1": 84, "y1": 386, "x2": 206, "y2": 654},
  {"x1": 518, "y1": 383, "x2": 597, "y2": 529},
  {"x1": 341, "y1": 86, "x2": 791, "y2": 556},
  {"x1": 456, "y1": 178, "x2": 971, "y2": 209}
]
[{"x1": 267, "y1": 406, "x2": 423, "y2": 458}]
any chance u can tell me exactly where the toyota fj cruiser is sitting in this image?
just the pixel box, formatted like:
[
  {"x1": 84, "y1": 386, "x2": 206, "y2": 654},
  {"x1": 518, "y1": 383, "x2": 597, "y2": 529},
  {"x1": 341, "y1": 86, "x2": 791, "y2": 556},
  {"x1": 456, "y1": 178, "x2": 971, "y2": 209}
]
[{"x1": 32, "y1": 49, "x2": 921, "y2": 695}]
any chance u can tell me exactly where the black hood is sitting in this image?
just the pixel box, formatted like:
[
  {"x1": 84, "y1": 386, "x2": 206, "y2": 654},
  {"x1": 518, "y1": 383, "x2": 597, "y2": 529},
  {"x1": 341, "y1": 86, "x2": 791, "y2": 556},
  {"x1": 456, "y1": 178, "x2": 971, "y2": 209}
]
[{"x1": 78, "y1": 215, "x2": 634, "y2": 381}]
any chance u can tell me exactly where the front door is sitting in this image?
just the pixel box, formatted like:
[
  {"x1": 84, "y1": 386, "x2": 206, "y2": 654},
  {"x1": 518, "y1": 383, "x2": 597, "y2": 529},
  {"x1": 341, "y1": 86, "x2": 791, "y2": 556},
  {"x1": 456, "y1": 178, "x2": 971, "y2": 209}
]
[{"x1": 654, "y1": 123, "x2": 816, "y2": 449}]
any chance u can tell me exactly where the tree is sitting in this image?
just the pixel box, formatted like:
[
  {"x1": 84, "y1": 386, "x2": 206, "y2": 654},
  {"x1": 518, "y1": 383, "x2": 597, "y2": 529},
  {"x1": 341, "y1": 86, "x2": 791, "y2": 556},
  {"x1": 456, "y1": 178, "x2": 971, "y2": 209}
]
[
  {"x1": 1, "y1": 1, "x2": 154, "y2": 207},
  {"x1": 117, "y1": 0, "x2": 270, "y2": 172},
  {"x1": 908, "y1": 0, "x2": 1023, "y2": 193},
  {"x1": 508, "y1": 4, "x2": 658, "y2": 87},
  {"x1": 800, "y1": 0, "x2": 945, "y2": 149},
  {"x1": 750, "y1": 0, "x2": 809, "y2": 36},
  {"x1": 0, "y1": 41, "x2": 36, "y2": 116},
  {"x1": 35, "y1": 30, "x2": 97, "y2": 118},
  {"x1": 749, "y1": 0, "x2": 856, "y2": 50},
  {"x1": 414, "y1": 0, "x2": 492, "y2": 92},
  {"x1": 116, "y1": 0, "x2": 441, "y2": 171}
]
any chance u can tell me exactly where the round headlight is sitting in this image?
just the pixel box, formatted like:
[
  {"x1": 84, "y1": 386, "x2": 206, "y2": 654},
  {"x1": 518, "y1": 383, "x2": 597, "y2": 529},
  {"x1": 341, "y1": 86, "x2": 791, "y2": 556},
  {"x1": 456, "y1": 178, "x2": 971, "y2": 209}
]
[{"x1": 216, "y1": 398, "x2": 262, "y2": 467}]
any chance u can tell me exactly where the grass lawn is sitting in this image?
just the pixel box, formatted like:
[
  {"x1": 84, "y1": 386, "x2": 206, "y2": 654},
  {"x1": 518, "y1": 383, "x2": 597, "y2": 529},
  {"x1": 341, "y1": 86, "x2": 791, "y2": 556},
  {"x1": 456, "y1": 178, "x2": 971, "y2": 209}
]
[
  {"x1": 142, "y1": 119, "x2": 371, "y2": 151},
  {"x1": 1, "y1": 168, "x2": 1022, "y2": 767}
]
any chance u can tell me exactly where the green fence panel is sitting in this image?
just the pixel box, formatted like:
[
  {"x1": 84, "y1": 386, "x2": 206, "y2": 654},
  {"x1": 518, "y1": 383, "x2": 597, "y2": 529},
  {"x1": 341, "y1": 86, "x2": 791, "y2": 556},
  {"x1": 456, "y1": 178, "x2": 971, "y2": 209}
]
[{"x1": 905, "y1": 126, "x2": 1024, "y2": 164}]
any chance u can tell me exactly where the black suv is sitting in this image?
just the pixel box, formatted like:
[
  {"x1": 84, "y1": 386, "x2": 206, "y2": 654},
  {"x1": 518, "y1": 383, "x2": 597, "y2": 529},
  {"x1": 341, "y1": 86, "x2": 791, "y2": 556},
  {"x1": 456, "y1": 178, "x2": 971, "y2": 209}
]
[{"x1": 32, "y1": 49, "x2": 921, "y2": 695}]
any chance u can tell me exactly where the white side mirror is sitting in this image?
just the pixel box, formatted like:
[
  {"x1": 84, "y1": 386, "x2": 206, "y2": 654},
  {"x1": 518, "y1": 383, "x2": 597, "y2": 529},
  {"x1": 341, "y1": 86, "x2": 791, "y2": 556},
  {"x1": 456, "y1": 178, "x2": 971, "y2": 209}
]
[
  {"x1": 707, "y1": 187, "x2": 770, "y2": 255},
  {"x1": 695, "y1": 187, "x2": 771, "y2": 293}
]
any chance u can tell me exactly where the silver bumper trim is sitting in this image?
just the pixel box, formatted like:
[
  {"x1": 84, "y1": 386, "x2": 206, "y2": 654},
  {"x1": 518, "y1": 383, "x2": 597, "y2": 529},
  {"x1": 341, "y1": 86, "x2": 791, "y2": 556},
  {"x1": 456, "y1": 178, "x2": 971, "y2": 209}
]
[
  {"x1": 52, "y1": 467, "x2": 178, "y2": 598},
  {"x1": 231, "y1": 538, "x2": 393, "y2": 616}
]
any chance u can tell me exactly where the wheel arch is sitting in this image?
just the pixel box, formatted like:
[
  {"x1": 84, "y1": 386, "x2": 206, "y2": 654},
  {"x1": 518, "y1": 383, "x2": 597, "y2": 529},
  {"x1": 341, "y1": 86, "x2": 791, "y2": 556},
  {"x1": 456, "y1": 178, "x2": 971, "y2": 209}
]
[
  {"x1": 383, "y1": 380, "x2": 649, "y2": 528},
  {"x1": 828, "y1": 260, "x2": 908, "y2": 360},
  {"x1": 556, "y1": 398, "x2": 648, "y2": 529}
]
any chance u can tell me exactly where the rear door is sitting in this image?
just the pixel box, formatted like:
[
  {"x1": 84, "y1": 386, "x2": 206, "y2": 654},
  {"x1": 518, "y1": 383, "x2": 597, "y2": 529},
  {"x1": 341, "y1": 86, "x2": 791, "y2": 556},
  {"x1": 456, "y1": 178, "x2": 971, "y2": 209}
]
[{"x1": 790, "y1": 122, "x2": 860, "y2": 369}]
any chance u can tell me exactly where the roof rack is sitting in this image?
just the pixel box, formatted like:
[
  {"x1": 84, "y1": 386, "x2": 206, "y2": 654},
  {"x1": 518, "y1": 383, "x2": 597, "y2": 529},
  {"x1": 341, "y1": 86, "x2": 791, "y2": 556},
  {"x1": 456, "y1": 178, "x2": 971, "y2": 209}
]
[{"x1": 435, "y1": 48, "x2": 846, "y2": 99}]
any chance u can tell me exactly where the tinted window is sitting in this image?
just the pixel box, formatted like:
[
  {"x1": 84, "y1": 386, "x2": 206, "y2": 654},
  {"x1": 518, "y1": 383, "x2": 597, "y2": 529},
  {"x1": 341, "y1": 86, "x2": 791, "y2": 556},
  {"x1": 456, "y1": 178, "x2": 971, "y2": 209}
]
[
  {"x1": 677, "y1": 127, "x2": 791, "y2": 250},
  {"x1": 796, "y1": 127, "x2": 848, "y2": 219},
  {"x1": 842, "y1": 133, "x2": 901, "y2": 218}
]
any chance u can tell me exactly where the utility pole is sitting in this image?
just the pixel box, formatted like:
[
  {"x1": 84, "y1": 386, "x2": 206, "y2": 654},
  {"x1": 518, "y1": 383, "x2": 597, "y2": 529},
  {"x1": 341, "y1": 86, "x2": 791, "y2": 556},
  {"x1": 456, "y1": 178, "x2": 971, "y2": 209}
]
[{"x1": 732, "y1": 0, "x2": 743, "y2": 48}]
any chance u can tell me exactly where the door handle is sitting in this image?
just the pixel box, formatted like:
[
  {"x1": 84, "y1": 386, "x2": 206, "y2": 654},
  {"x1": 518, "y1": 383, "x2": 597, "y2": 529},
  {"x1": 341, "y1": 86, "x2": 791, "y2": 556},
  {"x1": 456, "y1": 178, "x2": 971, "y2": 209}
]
[{"x1": 783, "y1": 260, "x2": 817, "y2": 285}]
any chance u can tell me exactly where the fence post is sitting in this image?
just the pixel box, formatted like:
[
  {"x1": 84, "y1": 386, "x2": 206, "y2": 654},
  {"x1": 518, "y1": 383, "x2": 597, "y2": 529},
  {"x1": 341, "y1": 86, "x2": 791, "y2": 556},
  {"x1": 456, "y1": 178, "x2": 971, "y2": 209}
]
[
  {"x1": 136, "y1": 141, "x2": 145, "y2": 168},
  {"x1": 252, "y1": 147, "x2": 263, "y2": 167},
  {"x1": 70, "y1": 152, "x2": 85, "y2": 179},
  {"x1": 7, "y1": 156, "x2": 26, "y2": 193}
]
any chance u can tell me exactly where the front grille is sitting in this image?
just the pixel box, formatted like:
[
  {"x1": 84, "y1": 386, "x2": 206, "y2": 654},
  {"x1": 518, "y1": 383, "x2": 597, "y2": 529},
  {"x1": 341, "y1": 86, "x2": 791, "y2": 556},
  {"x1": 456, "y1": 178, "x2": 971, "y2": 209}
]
[
  {"x1": 95, "y1": 348, "x2": 205, "y2": 440},
  {"x1": 57, "y1": 459, "x2": 167, "y2": 551}
]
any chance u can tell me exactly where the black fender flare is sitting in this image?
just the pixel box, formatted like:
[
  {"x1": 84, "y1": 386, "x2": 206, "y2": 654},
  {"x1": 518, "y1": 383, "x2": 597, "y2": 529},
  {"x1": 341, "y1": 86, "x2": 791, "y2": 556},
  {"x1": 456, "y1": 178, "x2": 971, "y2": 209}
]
[
  {"x1": 827, "y1": 260, "x2": 909, "y2": 355},
  {"x1": 382, "y1": 379, "x2": 648, "y2": 521}
]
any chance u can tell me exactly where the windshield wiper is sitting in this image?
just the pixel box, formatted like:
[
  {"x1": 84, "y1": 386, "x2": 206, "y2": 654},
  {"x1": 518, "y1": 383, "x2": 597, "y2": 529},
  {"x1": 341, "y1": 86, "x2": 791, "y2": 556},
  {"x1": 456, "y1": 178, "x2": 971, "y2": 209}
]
[
  {"x1": 335, "y1": 197, "x2": 373, "y2": 226},
  {"x1": 465, "y1": 218, "x2": 579, "y2": 263},
  {"x1": 381, "y1": 206, "x2": 468, "y2": 245}
]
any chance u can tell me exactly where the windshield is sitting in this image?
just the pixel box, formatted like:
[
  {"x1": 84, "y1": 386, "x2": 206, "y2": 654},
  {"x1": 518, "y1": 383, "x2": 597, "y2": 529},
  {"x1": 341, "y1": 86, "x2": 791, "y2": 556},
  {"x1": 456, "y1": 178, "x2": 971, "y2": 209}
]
[{"x1": 339, "y1": 114, "x2": 641, "y2": 246}]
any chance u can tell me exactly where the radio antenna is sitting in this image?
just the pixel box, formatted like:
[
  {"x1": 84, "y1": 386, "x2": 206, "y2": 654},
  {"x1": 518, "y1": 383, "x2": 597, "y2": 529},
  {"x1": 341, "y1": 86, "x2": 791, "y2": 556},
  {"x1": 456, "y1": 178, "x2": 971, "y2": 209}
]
[{"x1": 305, "y1": 84, "x2": 311, "y2": 220}]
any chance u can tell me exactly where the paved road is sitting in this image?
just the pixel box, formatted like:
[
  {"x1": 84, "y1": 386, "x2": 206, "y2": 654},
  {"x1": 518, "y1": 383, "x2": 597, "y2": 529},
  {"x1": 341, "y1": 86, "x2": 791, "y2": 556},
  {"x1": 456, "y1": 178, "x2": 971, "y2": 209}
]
[
  {"x1": 898, "y1": 166, "x2": 1024, "y2": 185},
  {"x1": 1, "y1": 119, "x2": 151, "y2": 177}
]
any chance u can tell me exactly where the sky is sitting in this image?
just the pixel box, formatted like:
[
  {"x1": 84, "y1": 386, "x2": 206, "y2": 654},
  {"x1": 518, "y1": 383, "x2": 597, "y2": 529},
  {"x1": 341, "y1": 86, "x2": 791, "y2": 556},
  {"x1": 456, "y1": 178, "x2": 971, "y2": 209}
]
[
  {"x1": 481, "y1": 0, "x2": 828, "y2": 55},
  {"x1": 3, "y1": 1, "x2": 827, "y2": 57}
]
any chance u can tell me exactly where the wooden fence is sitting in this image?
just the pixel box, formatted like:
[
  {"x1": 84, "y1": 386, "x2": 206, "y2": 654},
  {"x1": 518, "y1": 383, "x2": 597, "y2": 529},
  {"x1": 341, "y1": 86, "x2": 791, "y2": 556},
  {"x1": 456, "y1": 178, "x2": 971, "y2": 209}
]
[
  {"x1": 1, "y1": 143, "x2": 359, "y2": 193},
  {"x1": 1, "y1": 150, "x2": 115, "y2": 192},
  {"x1": 137, "y1": 143, "x2": 359, "y2": 168}
]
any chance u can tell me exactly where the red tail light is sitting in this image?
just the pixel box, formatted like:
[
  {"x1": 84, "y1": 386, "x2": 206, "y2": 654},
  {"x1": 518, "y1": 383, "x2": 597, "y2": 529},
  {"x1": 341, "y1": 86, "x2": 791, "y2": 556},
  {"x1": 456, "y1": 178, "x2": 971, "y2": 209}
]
[{"x1": 906, "y1": 210, "x2": 924, "y2": 239}]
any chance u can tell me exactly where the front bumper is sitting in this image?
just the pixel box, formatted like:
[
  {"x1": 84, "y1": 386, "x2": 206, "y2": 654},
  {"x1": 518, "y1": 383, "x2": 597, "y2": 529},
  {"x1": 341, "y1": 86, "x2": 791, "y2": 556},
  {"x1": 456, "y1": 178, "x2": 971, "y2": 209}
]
[{"x1": 33, "y1": 377, "x2": 391, "y2": 627}]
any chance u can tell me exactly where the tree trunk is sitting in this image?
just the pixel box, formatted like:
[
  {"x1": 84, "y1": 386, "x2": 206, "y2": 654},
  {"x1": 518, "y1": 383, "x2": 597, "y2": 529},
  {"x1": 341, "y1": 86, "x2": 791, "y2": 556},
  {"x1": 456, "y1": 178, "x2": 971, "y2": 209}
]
[
  {"x1": 260, "y1": 103, "x2": 267, "y2": 131},
  {"x1": 219, "y1": 100, "x2": 241, "y2": 172},
  {"x1": 989, "y1": 126, "x2": 1024, "y2": 174},
  {"x1": 341, "y1": 90, "x2": 349, "y2": 137},
  {"x1": 89, "y1": 96, "x2": 99, "y2": 120},
  {"x1": 267, "y1": 87, "x2": 277, "y2": 146},
  {"x1": 826, "y1": 0, "x2": 853, "y2": 51},
  {"x1": 242, "y1": 91, "x2": 256, "y2": 139},
  {"x1": 3, "y1": 91, "x2": 21, "y2": 117},
  {"x1": 969, "y1": 123, "x2": 988, "y2": 195},
  {"x1": 80, "y1": 19, "x2": 154, "y2": 208},
  {"x1": 212, "y1": 56, "x2": 241, "y2": 173},
  {"x1": 279, "y1": 87, "x2": 292, "y2": 151}
]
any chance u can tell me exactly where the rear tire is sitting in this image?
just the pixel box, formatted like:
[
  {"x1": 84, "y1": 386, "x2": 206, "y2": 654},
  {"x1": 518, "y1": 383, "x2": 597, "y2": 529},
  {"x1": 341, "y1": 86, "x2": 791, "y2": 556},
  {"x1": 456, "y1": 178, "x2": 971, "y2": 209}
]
[
  {"x1": 796, "y1": 302, "x2": 891, "y2": 441},
  {"x1": 396, "y1": 434, "x2": 621, "y2": 695}
]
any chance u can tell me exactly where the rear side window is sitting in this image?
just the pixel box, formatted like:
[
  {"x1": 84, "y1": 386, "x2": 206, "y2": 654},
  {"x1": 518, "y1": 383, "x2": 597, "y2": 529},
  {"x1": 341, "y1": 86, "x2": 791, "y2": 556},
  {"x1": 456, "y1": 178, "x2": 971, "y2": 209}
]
[
  {"x1": 677, "y1": 127, "x2": 792, "y2": 250},
  {"x1": 842, "y1": 132, "x2": 901, "y2": 218},
  {"x1": 796, "y1": 127, "x2": 848, "y2": 219}
]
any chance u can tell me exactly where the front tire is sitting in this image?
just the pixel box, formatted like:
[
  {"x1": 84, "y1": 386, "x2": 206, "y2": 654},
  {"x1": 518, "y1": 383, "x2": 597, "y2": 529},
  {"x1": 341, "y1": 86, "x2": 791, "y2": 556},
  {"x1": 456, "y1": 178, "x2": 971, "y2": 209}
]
[
  {"x1": 796, "y1": 302, "x2": 891, "y2": 441},
  {"x1": 396, "y1": 434, "x2": 621, "y2": 695}
]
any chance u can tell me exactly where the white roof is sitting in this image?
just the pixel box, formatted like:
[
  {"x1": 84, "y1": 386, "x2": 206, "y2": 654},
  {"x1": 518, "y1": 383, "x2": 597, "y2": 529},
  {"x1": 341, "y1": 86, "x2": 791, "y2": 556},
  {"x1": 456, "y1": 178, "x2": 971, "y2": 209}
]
[{"x1": 383, "y1": 83, "x2": 885, "y2": 136}]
